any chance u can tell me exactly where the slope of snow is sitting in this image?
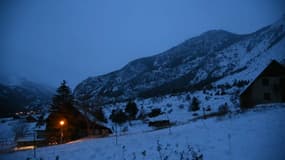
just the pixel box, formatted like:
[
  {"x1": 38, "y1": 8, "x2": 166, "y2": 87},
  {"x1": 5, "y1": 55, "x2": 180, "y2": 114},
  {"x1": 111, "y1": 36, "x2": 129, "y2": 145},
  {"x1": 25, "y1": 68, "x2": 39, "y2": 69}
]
[
  {"x1": 0, "y1": 118, "x2": 17, "y2": 151},
  {"x1": 1, "y1": 104, "x2": 284, "y2": 160},
  {"x1": 73, "y1": 15, "x2": 285, "y2": 106},
  {"x1": 216, "y1": 37, "x2": 285, "y2": 85}
]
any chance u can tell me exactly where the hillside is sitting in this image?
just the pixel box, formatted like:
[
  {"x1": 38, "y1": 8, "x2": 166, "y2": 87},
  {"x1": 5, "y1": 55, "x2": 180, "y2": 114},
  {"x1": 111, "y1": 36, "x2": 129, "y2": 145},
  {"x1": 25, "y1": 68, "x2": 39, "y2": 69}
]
[
  {"x1": 1, "y1": 104, "x2": 284, "y2": 160},
  {"x1": 0, "y1": 80, "x2": 54, "y2": 117},
  {"x1": 74, "y1": 15, "x2": 285, "y2": 106}
]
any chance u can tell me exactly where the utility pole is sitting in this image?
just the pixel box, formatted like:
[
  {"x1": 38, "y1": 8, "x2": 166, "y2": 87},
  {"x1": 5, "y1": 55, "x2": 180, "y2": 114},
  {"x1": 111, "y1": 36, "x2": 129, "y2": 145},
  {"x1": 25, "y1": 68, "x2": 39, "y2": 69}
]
[
  {"x1": 59, "y1": 120, "x2": 65, "y2": 144},
  {"x1": 33, "y1": 131, "x2": 37, "y2": 159},
  {"x1": 115, "y1": 123, "x2": 118, "y2": 144},
  {"x1": 166, "y1": 112, "x2": 172, "y2": 135}
]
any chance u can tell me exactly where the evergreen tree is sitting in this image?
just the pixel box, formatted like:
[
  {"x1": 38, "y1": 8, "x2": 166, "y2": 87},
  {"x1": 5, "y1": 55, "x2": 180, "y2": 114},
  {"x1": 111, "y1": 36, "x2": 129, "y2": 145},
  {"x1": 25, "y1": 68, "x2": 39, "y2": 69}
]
[
  {"x1": 190, "y1": 97, "x2": 200, "y2": 111},
  {"x1": 46, "y1": 80, "x2": 88, "y2": 143},
  {"x1": 50, "y1": 80, "x2": 74, "y2": 112},
  {"x1": 93, "y1": 107, "x2": 107, "y2": 123},
  {"x1": 125, "y1": 101, "x2": 138, "y2": 120},
  {"x1": 110, "y1": 109, "x2": 128, "y2": 125}
]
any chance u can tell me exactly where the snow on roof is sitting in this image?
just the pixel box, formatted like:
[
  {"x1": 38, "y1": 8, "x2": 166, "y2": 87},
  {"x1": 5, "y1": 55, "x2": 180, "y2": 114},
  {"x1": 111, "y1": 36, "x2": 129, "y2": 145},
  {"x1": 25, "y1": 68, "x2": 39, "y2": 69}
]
[
  {"x1": 239, "y1": 60, "x2": 282, "y2": 96},
  {"x1": 35, "y1": 123, "x2": 46, "y2": 131},
  {"x1": 43, "y1": 112, "x2": 51, "y2": 120},
  {"x1": 25, "y1": 122, "x2": 46, "y2": 132}
]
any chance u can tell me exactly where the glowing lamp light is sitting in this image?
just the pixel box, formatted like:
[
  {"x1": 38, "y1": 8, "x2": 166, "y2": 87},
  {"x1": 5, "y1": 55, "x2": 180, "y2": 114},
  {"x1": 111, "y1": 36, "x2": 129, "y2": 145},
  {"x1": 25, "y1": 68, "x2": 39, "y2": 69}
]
[
  {"x1": 59, "y1": 120, "x2": 65, "y2": 126},
  {"x1": 59, "y1": 120, "x2": 65, "y2": 144}
]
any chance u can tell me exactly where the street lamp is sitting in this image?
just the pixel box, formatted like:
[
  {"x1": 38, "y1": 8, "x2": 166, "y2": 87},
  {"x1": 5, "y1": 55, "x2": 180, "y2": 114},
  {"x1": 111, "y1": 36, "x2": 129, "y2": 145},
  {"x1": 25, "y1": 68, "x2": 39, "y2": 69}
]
[
  {"x1": 59, "y1": 120, "x2": 65, "y2": 144},
  {"x1": 60, "y1": 120, "x2": 65, "y2": 126}
]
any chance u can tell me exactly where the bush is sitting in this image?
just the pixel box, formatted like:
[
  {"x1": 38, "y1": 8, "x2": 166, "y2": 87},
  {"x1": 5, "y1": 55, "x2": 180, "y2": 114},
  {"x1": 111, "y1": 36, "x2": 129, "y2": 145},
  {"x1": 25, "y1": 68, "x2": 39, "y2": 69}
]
[
  {"x1": 218, "y1": 103, "x2": 229, "y2": 115},
  {"x1": 206, "y1": 105, "x2": 211, "y2": 111},
  {"x1": 93, "y1": 107, "x2": 107, "y2": 123},
  {"x1": 125, "y1": 101, "x2": 138, "y2": 120},
  {"x1": 189, "y1": 97, "x2": 200, "y2": 111},
  {"x1": 233, "y1": 80, "x2": 249, "y2": 88},
  {"x1": 178, "y1": 104, "x2": 184, "y2": 109},
  {"x1": 185, "y1": 94, "x2": 191, "y2": 101},
  {"x1": 109, "y1": 109, "x2": 128, "y2": 124},
  {"x1": 166, "y1": 103, "x2": 172, "y2": 108}
]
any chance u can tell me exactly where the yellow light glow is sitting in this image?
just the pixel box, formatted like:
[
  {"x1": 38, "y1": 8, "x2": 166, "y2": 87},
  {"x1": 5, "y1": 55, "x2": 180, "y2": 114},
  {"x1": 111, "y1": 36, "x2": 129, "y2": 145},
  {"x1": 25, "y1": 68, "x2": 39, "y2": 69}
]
[
  {"x1": 14, "y1": 145, "x2": 35, "y2": 151},
  {"x1": 59, "y1": 120, "x2": 65, "y2": 126}
]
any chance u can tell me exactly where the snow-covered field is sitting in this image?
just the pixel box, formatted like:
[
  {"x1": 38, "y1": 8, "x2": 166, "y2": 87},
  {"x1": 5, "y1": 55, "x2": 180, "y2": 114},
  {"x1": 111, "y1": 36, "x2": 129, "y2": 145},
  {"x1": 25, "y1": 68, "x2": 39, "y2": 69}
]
[{"x1": 1, "y1": 104, "x2": 284, "y2": 160}]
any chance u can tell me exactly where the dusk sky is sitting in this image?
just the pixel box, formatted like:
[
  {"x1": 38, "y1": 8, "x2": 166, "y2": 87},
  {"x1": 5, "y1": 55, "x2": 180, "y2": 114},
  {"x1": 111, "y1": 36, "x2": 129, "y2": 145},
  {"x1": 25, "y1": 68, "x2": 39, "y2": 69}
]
[{"x1": 0, "y1": 0, "x2": 284, "y2": 89}]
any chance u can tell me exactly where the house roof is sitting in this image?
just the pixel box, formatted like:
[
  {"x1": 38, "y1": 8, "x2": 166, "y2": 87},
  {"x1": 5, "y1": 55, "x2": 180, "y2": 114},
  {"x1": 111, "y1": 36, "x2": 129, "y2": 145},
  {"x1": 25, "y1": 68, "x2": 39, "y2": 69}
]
[
  {"x1": 240, "y1": 60, "x2": 285, "y2": 96},
  {"x1": 25, "y1": 122, "x2": 46, "y2": 132},
  {"x1": 77, "y1": 108, "x2": 112, "y2": 130}
]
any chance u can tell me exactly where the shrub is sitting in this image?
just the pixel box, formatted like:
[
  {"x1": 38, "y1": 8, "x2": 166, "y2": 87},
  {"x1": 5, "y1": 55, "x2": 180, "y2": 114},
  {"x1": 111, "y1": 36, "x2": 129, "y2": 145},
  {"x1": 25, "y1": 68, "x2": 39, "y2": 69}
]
[
  {"x1": 205, "y1": 96, "x2": 210, "y2": 101},
  {"x1": 218, "y1": 103, "x2": 229, "y2": 115},
  {"x1": 166, "y1": 103, "x2": 172, "y2": 108},
  {"x1": 185, "y1": 94, "x2": 191, "y2": 101},
  {"x1": 189, "y1": 97, "x2": 200, "y2": 111},
  {"x1": 125, "y1": 101, "x2": 138, "y2": 120},
  {"x1": 233, "y1": 80, "x2": 249, "y2": 88},
  {"x1": 93, "y1": 107, "x2": 107, "y2": 123},
  {"x1": 178, "y1": 104, "x2": 184, "y2": 109},
  {"x1": 109, "y1": 109, "x2": 128, "y2": 124},
  {"x1": 206, "y1": 105, "x2": 211, "y2": 111}
]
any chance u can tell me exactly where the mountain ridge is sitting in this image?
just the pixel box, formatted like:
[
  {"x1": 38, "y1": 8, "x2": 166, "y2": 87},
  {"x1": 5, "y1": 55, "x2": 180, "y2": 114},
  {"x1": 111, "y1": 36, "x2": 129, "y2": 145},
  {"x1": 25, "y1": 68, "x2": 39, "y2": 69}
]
[
  {"x1": 74, "y1": 16, "x2": 285, "y2": 106},
  {"x1": 0, "y1": 80, "x2": 54, "y2": 116}
]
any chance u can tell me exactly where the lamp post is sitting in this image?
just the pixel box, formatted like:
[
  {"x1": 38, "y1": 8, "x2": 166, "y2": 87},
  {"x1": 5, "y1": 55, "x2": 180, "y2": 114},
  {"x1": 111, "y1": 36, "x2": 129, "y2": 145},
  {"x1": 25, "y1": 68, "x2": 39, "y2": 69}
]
[{"x1": 59, "y1": 120, "x2": 65, "y2": 144}]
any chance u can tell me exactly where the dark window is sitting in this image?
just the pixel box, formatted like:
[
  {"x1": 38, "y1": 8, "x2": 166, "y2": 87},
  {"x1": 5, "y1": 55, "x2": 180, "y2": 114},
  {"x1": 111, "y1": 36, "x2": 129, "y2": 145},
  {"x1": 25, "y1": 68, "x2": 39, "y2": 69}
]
[
  {"x1": 264, "y1": 93, "x2": 271, "y2": 100},
  {"x1": 262, "y1": 78, "x2": 269, "y2": 86}
]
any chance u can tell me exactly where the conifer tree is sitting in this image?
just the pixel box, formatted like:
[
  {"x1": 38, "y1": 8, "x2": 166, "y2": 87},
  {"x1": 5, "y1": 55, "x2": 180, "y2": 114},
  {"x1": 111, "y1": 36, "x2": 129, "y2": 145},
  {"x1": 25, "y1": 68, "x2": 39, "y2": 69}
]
[
  {"x1": 46, "y1": 80, "x2": 87, "y2": 143},
  {"x1": 125, "y1": 101, "x2": 138, "y2": 120},
  {"x1": 190, "y1": 97, "x2": 200, "y2": 111},
  {"x1": 50, "y1": 80, "x2": 74, "y2": 112}
]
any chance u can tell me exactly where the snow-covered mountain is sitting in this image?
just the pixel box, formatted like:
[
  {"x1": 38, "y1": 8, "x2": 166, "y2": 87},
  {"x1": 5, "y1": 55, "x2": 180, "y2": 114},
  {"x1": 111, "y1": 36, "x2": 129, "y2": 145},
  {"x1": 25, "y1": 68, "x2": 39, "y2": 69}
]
[
  {"x1": 0, "y1": 80, "x2": 54, "y2": 116},
  {"x1": 74, "y1": 15, "x2": 285, "y2": 105}
]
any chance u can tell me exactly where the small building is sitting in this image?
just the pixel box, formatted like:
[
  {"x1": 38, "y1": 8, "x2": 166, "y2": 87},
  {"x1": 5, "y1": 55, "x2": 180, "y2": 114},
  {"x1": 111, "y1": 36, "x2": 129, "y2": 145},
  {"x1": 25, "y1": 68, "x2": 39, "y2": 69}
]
[
  {"x1": 26, "y1": 115, "x2": 37, "y2": 122},
  {"x1": 240, "y1": 60, "x2": 285, "y2": 108},
  {"x1": 90, "y1": 122, "x2": 112, "y2": 136},
  {"x1": 16, "y1": 122, "x2": 47, "y2": 148},
  {"x1": 148, "y1": 120, "x2": 170, "y2": 128},
  {"x1": 46, "y1": 107, "x2": 112, "y2": 144}
]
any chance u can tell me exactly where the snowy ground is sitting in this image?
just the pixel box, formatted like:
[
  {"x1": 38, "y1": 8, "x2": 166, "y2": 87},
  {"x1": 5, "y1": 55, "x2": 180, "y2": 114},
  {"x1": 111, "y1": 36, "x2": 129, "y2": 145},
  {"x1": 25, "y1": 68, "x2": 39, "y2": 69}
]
[
  {"x1": 102, "y1": 89, "x2": 238, "y2": 134},
  {"x1": 1, "y1": 104, "x2": 285, "y2": 160}
]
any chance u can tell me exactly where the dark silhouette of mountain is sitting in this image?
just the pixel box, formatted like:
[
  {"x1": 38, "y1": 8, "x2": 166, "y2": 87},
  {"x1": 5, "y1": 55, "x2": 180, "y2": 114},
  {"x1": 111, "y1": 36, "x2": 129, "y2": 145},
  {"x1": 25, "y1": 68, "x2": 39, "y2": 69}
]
[{"x1": 0, "y1": 80, "x2": 54, "y2": 117}]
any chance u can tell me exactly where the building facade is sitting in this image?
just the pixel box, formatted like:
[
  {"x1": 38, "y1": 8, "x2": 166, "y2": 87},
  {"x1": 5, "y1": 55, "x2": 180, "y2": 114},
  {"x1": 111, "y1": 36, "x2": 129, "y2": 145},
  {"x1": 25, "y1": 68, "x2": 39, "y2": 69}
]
[{"x1": 240, "y1": 60, "x2": 285, "y2": 108}]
